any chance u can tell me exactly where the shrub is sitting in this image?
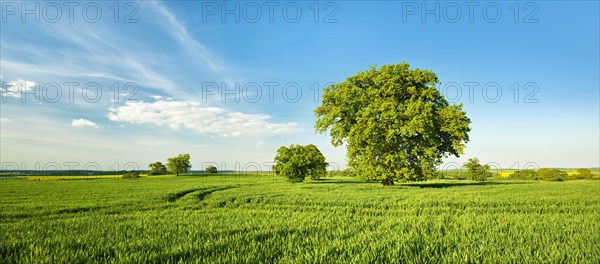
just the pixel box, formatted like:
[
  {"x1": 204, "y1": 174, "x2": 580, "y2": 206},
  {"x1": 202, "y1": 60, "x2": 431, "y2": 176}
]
[
  {"x1": 574, "y1": 168, "x2": 594, "y2": 179},
  {"x1": 206, "y1": 166, "x2": 218, "y2": 174},
  {"x1": 123, "y1": 171, "x2": 140, "y2": 179},
  {"x1": 509, "y1": 170, "x2": 537, "y2": 180}
]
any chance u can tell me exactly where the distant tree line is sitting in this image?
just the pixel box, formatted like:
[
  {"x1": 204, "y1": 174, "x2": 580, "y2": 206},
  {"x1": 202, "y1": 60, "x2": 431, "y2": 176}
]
[
  {"x1": 509, "y1": 168, "x2": 596, "y2": 181},
  {"x1": 147, "y1": 155, "x2": 218, "y2": 176},
  {"x1": 147, "y1": 154, "x2": 191, "y2": 176},
  {"x1": 297, "y1": 161, "x2": 598, "y2": 183}
]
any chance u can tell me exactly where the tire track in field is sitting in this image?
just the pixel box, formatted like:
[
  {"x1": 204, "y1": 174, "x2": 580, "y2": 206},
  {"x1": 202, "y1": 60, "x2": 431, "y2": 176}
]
[
  {"x1": 195, "y1": 187, "x2": 234, "y2": 201},
  {"x1": 165, "y1": 186, "x2": 236, "y2": 202},
  {"x1": 165, "y1": 188, "x2": 202, "y2": 202}
]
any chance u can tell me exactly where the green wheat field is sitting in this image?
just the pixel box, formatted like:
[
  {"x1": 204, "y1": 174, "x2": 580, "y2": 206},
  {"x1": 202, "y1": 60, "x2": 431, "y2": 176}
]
[{"x1": 1, "y1": 175, "x2": 599, "y2": 263}]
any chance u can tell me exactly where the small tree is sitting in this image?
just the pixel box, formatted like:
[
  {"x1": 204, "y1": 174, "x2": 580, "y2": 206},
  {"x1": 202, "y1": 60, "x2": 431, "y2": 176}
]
[
  {"x1": 273, "y1": 144, "x2": 328, "y2": 183},
  {"x1": 463, "y1": 158, "x2": 491, "y2": 181},
  {"x1": 206, "y1": 166, "x2": 218, "y2": 174},
  {"x1": 166, "y1": 154, "x2": 191, "y2": 176},
  {"x1": 148, "y1": 162, "x2": 168, "y2": 175}
]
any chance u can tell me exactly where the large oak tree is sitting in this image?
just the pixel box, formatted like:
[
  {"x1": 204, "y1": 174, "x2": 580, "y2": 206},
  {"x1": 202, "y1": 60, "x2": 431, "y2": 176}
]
[{"x1": 315, "y1": 63, "x2": 471, "y2": 185}]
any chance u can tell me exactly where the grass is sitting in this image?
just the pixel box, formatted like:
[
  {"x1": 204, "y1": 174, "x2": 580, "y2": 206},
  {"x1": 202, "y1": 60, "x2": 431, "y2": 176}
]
[
  {"x1": 19, "y1": 175, "x2": 126, "y2": 180},
  {"x1": 1, "y1": 175, "x2": 599, "y2": 263}
]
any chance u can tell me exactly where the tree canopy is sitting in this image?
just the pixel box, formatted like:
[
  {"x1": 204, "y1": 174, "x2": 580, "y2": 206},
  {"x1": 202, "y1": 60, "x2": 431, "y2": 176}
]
[
  {"x1": 273, "y1": 144, "x2": 328, "y2": 183},
  {"x1": 509, "y1": 169, "x2": 537, "y2": 180},
  {"x1": 463, "y1": 158, "x2": 491, "y2": 181},
  {"x1": 315, "y1": 63, "x2": 471, "y2": 185},
  {"x1": 206, "y1": 166, "x2": 218, "y2": 174},
  {"x1": 148, "y1": 162, "x2": 168, "y2": 175},
  {"x1": 509, "y1": 168, "x2": 570, "y2": 181},
  {"x1": 166, "y1": 154, "x2": 191, "y2": 176}
]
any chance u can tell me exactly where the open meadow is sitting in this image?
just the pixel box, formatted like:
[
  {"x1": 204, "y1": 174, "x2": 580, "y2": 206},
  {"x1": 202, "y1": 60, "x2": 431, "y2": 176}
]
[
  {"x1": 2, "y1": 1, "x2": 599, "y2": 263},
  {"x1": 1, "y1": 175, "x2": 599, "y2": 263}
]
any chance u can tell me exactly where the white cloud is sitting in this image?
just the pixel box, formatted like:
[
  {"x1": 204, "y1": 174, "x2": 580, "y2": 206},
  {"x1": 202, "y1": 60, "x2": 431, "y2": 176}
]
[
  {"x1": 0, "y1": 117, "x2": 11, "y2": 122},
  {"x1": 2, "y1": 79, "x2": 36, "y2": 98},
  {"x1": 107, "y1": 100, "x2": 300, "y2": 137},
  {"x1": 72, "y1": 118, "x2": 98, "y2": 128}
]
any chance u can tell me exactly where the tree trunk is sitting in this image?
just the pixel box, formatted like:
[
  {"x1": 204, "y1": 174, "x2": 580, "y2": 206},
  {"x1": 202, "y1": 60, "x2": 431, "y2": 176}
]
[{"x1": 381, "y1": 178, "x2": 394, "y2": 186}]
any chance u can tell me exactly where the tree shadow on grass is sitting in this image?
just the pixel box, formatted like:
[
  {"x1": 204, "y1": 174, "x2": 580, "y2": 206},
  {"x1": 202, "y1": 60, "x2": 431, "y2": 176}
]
[
  {"x1": 307, "y1": 178, "x2": 379, "y2": 185},
  {"x1": 401, "y1": 181, "x2": 532, "y2": 188},
  {"x1": 307, "y1": 178, "x2": 533, "y2": 188}
]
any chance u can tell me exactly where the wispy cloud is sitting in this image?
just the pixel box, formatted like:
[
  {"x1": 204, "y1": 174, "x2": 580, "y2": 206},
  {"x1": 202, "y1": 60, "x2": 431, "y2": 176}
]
[
  {"x1": 148, "y1": 1, "x2": 225, "y2": 72},
  {"x1": 72, "y1": 118, "x2": 98, "y2": 128},
  {"x1": 0, "y1": 0, "x2": 303, "y2": 167},
  {"x1": 107, "y1": 99, "x2": 300, "y2": 137},
  {"x1": 1, "y1": 0, "x2": 232, "y2": 100}
]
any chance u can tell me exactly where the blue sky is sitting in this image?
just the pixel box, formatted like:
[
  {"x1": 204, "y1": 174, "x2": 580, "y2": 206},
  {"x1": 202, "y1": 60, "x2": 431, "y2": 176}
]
[{"x1": 1, "y1": 1, "x2": 598, "y2": 172}]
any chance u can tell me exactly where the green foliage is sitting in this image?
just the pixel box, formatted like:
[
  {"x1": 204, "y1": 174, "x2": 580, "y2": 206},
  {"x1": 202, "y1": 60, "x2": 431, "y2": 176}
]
[
  {"x1": 122, "y1": 171, "x2": 140, "y2": 179},
  {"x1": 148, "y1": 162, "x2": 168, "y2": 175},
  {"x1": 509, "y1": 169, "x2": 569, "y2": 181},
  {"x1": 166, "y1": 154, "x2": 191, "y2": 176},
  {"x1": 509, "y1": 169, "x2": 537, "y2": 180},
  {"x1": 205, "y1": 166, "x2": 218, "y2": 174},
  {"x1": 574, "y1": 168, "x2": 594, "y2": 179},
  {"x1": 463, "y1": 158, "x2": 491, "y2": 181},
  {"x1": 0, "y1": 177, "x2": 599, "y2": 263},
  {"x1": 315, "y1": 63, "x2": 471, "y2": 185},
  {"x1": 537, "y1": 168, "x2": 568, "y2": 181},
  {"x1": 273, "y1": 144, "x2": 328, "y2": 183}
]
